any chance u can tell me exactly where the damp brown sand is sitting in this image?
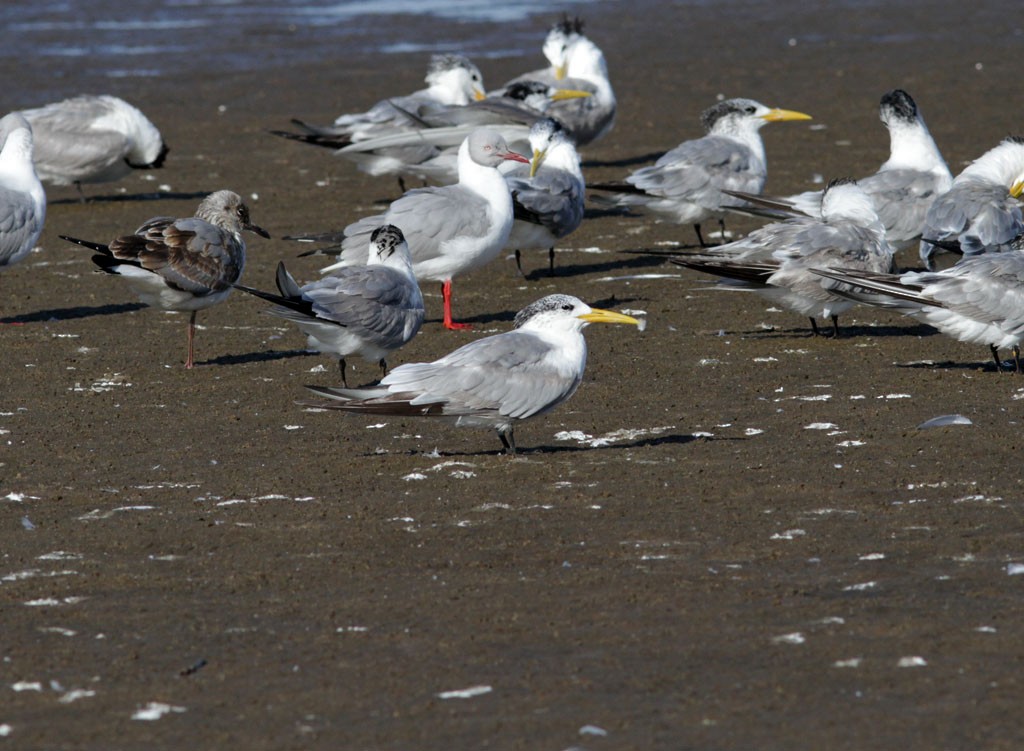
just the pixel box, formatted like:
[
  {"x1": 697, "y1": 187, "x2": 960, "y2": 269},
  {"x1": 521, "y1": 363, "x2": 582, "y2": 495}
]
[{"x1": 3, "y1": 2, "x2": 1024, "y2": 748}]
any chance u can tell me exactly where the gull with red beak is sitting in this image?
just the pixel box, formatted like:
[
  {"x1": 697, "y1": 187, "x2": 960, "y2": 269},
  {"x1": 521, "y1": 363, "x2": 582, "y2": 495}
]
[{"x1": 292, "y1": 129, "x2": 529, "y2": 330}]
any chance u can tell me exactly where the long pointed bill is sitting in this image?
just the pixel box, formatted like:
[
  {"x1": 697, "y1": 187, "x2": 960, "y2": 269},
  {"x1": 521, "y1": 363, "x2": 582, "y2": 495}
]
[
  {"x1": 529, "y1": 149, "x2": 547, "y2": 178},
  {"x1": 550, "y1": 88, "x2": 593, "y2": 102},
  {"x1": 1010, "y1": 179, "x2": 1024, "y2": 199},
  {"x1": 245, "y1": 222, "x2": 271, "y2": 239},
  {"x1": 578, "y1": 308, "x2": 641, "y2": 326},
  {"x1": 761, "y1": 108, "x2": 813, "y2": 123},
  {"x1": 473, "y1": 88, "x2": 486, "y2": 102}
]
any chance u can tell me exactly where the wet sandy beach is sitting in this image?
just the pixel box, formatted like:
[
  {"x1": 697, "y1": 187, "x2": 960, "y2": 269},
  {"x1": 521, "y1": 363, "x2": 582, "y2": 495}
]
[{"x1": 3, "y1": 1, "x2": 1024, "y2": 748}]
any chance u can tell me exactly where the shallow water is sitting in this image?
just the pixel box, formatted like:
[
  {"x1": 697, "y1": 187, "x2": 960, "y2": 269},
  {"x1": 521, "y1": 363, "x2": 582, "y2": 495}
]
[{"x1": 2, "y1": 0, "x2": 600, "y2": 104}]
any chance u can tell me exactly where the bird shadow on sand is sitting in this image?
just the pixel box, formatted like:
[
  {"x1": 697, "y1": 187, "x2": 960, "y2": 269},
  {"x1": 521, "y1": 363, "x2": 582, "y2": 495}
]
[
  {"x1": 582, "y1": 151, "x2": 663, "y2": 169},
  {"x1": 894, "y1": 358, "x2": 1014, "y2": 374},
  {"x1": 518, "y1": 251, "x2": 676, "y2": 281},
  {"x1": 424, "y1": 432, "x2": 734, "y2": 458},
  {"x1": 1, "y1": 302, "x2": 147, "y2": 324},
  {"x1": 199, "y1": 348, "x2": 319, "y2": 367},
  {"x1": 49, "y1": 190, "x2": 212, "y2": 206},
  {"x1": 733, "y1": 323, "x2": 939, "y2": 340}
]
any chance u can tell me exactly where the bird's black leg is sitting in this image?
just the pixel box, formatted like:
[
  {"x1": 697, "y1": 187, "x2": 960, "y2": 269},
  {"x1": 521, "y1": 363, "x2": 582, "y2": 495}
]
[
  {"x1": 831, "y1": 315, "x2": 840, "y2": 338},
  {"x1": 514, "y1": 249, "x2": 526, "y2": 278},
  {"x1": 693, "y1": 223, "x2": 707, "y2": 248},
  {"x1": 498, "y1": 427, "x2": 516, "y2": 455},
  {"x1": 548, "y1": 247, "x2": 555, "y2": 275},
  {"x1": 397, "y1": 177, "x2": 407, "y2": 194},
  {"x1": 1015, "y1": 346, "x2": 1022, "y2": 374},
  {"x1": 990, "y1": 344, "x2": 1003, "y2": 372},
  {"x1": 378, "y1": 358, "x2": 388, "y2": 380},
  {"x1": 718, "y1": 217, "x2": 727, "y2": 242},
  {"x1": 339, "y1": 358, "x2": 349, "y2": 388},
  {"x1": 809, "y1": 318, "x2": 821, "y2": 337}
]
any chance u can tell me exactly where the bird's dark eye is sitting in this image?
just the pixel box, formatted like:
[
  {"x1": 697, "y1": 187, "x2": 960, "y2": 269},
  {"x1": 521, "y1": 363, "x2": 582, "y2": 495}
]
[
  {"x1": 745, "y1": 106, "x2": 756, "y2": 114},
  {"x1": 561, "y1": 303, "x2": 574, "y2": 311}
]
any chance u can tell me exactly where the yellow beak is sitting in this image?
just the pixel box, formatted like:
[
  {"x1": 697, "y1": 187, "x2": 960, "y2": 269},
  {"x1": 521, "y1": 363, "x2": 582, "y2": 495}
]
[
  {"x1": 1010, "y1": 179, "x2": 1024, "y2": 199},
  {"x1": 578, "y1": 308, "x2": 641, "y2": 326},
  {"x1": 761, "y1": 108, "x2": 813, "y2": 123},
  {"x1": 473, "y1": 88, "x2": 486, "y2": 102},
  {"x1": 529, "y1": 149, "x2": 546, "y2": 178},
  {"x1": 550, "y1": 88, "x2": 592, "y2": 102},
  {"x1": 554, "y1": 63, "x2": 568, "y2": 80}
]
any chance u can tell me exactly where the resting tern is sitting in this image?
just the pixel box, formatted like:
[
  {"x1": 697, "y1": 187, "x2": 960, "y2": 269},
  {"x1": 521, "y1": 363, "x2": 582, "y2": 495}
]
[
  {"x1": 269, "y1": 53, "x2": 486, "y2": 156},
  {"x1": 299, "y1": 294, "x2": 640, "y2": 454},
  {"x1": 234, "y1": 225, "x2": 423, "y2": 386},
  {"x1": 813, "y1": 250, "x2": 1024, "y2": 371},
  {"x1": 672, "y1": 178, "x2": 893, "y2": 336},
  {"x1": 919, "y1": 135, "x2": 1024, "y2": 269},
  {"x1": 590, "y1": 98, "x2": 811, "y2": 246},
  {"x1": 504, "y1": 118, "x2": 585, "y2": 276},
  {"x1": 731, "y1": 90, "x2": 952, "y2": 251}
]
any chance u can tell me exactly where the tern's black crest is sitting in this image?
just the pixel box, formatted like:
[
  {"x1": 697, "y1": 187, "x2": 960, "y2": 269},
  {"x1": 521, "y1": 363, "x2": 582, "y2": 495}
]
[
  {"x1": 513, "y1": 294, "x2": 581, "y2": 328},
  {"x1": 553, "y1": 14, "x2": 585, "y2": 36},
  {"x1": 700, "y1": 98, "x2": 758, "y2": 132},
  {"x1": 824, "y1": 176, "x2": 857, "y2": 194},
  {"x1": 505, "y1": 81, "x2": 551, "y2": 101},
  {"x1": 370, "y1": 224, "x2": 405, "y2": 261},
  {"x1": 880, "y1": 89, "x2": 917, "y2": 122},
  {"x1": 1003, "y1": 135, "x2": 1024, "y2": 146}
]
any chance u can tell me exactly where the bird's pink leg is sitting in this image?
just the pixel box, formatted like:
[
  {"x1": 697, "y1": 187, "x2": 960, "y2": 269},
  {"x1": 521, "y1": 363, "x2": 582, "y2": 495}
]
[
  {"x1": 185, "y1": 311, "x2": 197, "y2": 369},
  {"x1": 441, "y1": 279, "x2": 471, "y2": 330}
]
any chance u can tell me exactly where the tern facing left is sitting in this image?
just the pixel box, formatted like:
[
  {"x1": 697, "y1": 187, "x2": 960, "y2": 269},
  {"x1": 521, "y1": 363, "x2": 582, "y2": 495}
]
[
  {"x1": 504, "y1": 118, "x2": 585, "y2": 276},
  {"x1": 300, "y1": 294, "x2": 640, "y2": 454},
  {"x1": 60, "y1": 190, "x2": 269, "y2": 369}
]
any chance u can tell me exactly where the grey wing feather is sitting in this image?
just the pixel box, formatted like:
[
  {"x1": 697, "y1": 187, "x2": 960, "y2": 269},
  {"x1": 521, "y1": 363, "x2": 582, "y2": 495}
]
[
  {"x1": 508, "y1": 171, "x2": 584, "y2": 236},
  {"x1": 629, "y1": 136, "x2": 761, "y2": 206},
  {"x1": 0, "y1": 186, "x2": 44, "y2": 265},
  {"x1": 382, "y1": 331, "x2": 577, "y2": 419},
  {"x1": 382, "y1": 186, "x2": 491, "y2": 263},
  {"x1": 860, "y1": 169, "x2": 943, "y2": 244},
  {"x1": 301, "y1": 267, "x2": 424, "y2": 341}
]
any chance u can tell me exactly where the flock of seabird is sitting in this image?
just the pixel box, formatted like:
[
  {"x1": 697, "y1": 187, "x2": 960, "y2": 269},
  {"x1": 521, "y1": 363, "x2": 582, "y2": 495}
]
[{"x1": 3, "y1": 15, "x2": 1024, "y2": 452}]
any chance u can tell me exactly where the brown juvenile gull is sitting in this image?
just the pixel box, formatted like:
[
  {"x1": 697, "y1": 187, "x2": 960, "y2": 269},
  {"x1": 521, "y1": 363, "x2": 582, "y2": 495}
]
[{"x1": 60, "y1": 190, "x2": 268, "y2": 368}]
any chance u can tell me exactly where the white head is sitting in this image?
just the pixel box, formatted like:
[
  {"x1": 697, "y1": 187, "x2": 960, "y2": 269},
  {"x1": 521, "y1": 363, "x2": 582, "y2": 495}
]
[
  {"x1": 701, "y1": 98, "x2": 812, "y2": 137},
  {"x1": 543, "y1": 15, "x2": 585, "y2": 78},
  {"x1": 425, "y1": 54, "x2": 485, "y2": 105},
  {"x1": 513, "y1": 294, "x2": 639, "y2": 333},
  {"x1": 820, "y1": 177, "x2": 884, "y2": 228}
]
